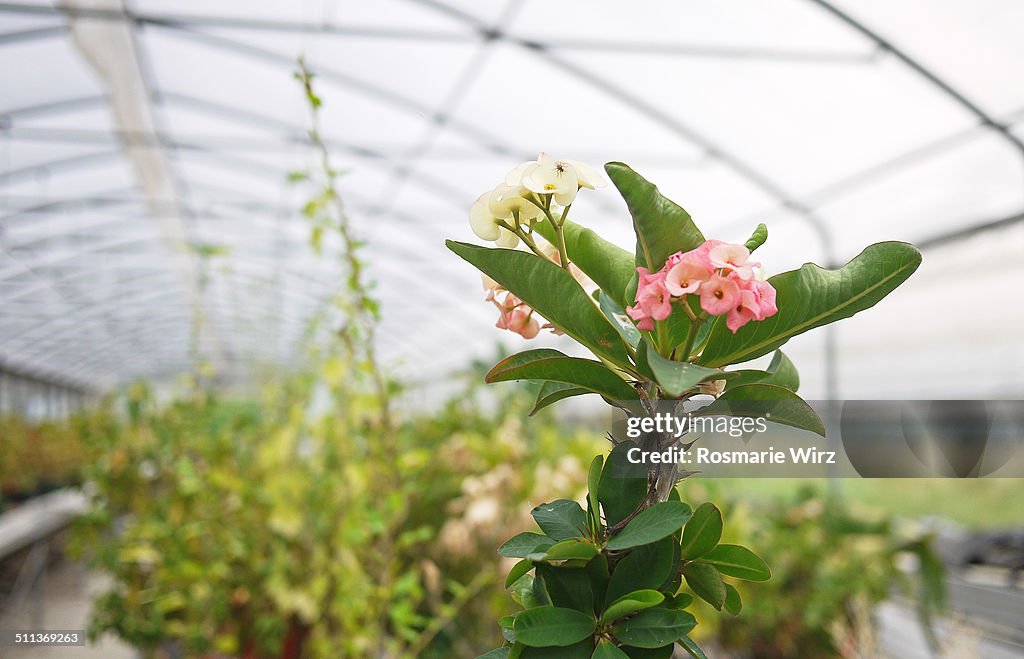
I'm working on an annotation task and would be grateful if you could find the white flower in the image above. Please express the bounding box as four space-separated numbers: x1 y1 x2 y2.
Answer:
469 188 520 248
471 189 520 248
505 153 605 205
522 152 579 205
564 159 605 190
488 184 543 222
504 161 535 187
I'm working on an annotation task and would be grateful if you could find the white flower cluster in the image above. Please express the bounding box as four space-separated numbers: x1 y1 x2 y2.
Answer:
469 153 604 247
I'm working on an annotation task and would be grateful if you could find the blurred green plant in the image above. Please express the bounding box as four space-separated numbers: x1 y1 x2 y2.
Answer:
689 483 945 658
71 372 601 657
65 57 607 658
0 412 98 505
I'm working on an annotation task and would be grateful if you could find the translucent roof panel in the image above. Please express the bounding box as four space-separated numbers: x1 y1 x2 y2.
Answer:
1 0 1022 399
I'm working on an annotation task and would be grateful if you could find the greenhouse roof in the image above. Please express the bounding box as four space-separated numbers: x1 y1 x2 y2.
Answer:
1 0 1022 398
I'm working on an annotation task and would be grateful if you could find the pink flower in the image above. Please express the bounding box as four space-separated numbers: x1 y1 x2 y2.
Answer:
665 255 713 296
501 306 540 339
685 239 723 270
724 278 778 332
709 243 760 281
484 283 544 340
726 289 759 332
627 267 672 331
699 274 740 316
747 278 778 319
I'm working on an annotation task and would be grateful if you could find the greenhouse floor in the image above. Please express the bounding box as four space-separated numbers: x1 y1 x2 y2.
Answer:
0 559 132 658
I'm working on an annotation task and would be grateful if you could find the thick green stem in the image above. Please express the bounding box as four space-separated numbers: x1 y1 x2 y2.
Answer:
678 316 704 363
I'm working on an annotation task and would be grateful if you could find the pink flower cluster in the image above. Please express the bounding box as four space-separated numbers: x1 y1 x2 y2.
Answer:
626 240 778 333
487 284 540 339
484 247 582 340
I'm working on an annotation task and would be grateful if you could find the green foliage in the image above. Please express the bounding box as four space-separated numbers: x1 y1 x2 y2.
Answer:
700 485 946 658
445 160 921 655
487 349 637 401
482 449 765 655
535 217 635 309
604 162 705 271
446 241 630 366
0 412 99 505
743 223 768 253
696 384 826 436
699 241 922 367
71 374 601 658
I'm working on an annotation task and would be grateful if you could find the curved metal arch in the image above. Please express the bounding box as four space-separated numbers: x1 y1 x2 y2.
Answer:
0 25 65 47
0 187 139 221
0 149 125 186
160 92 477 214
0 94 108 121
6 295 298 371
808 0 1024 158
0 261 337 347
0 1 877 63
401 0 840 257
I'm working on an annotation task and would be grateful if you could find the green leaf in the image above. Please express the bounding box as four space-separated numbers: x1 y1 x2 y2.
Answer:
598 442 648 528
532 500 588 541
530 381 590 416
724 583 742 615
607 502 692 551
507 559 534 589
447 240 629 364
477 648 511 659
536 217 635 308
598 291 642 349
587 455 603 523
611 608 696 648
522 641 593 658
700 544 771 581
500 532 553 558
593 639 630 659
743 223 768 253
605 162 705 270
604 538 675 606
723 350 800 392
586 554 611 615
536 564 594 613
513 606 596 647
697 384 825 436
645 343 723 397
600 590 665 624
621 646 674 659
487 349 637 402
542 539 600 562
663 592 694 609
682 562 726 610
680 503 722 560
700 241 922 367
679 636 709 659
511 574 545 609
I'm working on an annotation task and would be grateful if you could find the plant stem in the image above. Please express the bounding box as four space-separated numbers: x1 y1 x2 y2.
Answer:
678 316 704 363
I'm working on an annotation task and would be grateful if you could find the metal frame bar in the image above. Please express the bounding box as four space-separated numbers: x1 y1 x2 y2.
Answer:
0 0 1020 391
0 1 872 63
0 24 65 47
808 0 1024 158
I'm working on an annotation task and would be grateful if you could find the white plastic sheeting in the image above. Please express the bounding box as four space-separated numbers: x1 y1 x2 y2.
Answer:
0 0 1022 397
